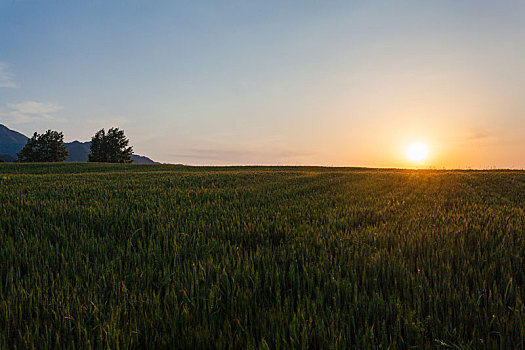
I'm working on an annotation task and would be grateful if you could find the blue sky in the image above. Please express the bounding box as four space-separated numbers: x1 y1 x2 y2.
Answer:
1 0 524 167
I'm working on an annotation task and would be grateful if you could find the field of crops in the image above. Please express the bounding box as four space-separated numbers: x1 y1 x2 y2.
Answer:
0 163 524 349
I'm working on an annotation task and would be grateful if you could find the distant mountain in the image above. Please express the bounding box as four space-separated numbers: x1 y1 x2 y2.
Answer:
0 124 158 164
0 124 28 157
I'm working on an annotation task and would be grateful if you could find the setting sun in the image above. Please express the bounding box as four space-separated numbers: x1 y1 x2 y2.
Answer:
406 142 429 162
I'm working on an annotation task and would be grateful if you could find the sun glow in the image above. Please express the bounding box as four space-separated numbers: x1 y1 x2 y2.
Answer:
405 142 429 162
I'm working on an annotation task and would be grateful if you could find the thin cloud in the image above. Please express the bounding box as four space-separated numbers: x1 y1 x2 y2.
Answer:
0 62 17 88
171 147 308 164
466 131 490 141
0 101 64 124
7 101 63 115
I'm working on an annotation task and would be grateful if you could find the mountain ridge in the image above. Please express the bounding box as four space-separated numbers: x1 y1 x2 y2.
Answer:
0 124 158 164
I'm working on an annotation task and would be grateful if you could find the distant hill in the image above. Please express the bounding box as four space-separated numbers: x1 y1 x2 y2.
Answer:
65 141 91 162
128 154 159 164
66 141 158 164
0 124 158 164
0 154 17 162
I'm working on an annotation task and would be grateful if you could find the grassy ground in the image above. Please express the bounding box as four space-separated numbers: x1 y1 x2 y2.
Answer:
0 163 524 349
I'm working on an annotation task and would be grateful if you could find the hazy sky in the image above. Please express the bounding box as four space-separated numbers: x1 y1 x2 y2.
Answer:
1 0 524 168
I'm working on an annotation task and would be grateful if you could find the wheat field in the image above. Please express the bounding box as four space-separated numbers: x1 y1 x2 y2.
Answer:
1 163 524 348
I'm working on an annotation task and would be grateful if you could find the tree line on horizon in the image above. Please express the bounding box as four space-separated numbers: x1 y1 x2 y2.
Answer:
14 127 133 163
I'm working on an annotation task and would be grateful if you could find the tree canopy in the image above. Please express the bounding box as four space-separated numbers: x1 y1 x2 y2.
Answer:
88 128 133 163
17 130 69 162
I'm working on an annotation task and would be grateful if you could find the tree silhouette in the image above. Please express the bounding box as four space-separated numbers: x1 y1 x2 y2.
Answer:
88 128 133 163
17 130 69 162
